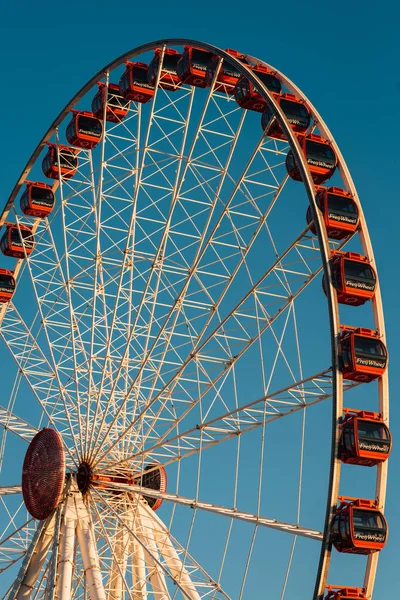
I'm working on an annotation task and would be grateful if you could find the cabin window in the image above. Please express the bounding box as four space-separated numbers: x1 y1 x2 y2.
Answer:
77 115 102 137
108 88 129 109
352 510 386 542
31 187 54 208
10 228 33 249
20 190 29 211
132 67 149 84
327 194 357 218
286 152 297 173
280 99 309 127
178 52 190 75
162 53 180 74
191 49 213 71
343 427 355 452
341 338 352 369
57 151 77 170
220 58 242 80
358 422 389 441
235 79 248 101
66 122 75 140
120 71 130 92
339 516 347 538
43 154 51 172
330 262 342 288
256 71 281 94
0 275 14 291
305 141 336 169
343 260 375 288
92 92 101 113
354 337 385 357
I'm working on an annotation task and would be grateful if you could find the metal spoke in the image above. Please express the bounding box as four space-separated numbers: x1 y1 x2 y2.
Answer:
0 39 387 600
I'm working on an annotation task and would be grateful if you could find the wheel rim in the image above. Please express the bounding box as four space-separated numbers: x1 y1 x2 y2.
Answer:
0 40 388 600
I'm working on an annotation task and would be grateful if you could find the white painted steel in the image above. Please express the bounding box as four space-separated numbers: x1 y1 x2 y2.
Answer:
0 407 38 444
0 486 22 496
9 515 55 600
136 507 170 600
131 534 147 600
106 514 132 600
100 480 323 541
0 38 387 600
247 54 388 599
75 496 107 600
57 515 75 600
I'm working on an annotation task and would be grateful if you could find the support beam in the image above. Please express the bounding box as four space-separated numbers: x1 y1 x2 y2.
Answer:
136 509 170 600
6 514 55 600
57 507 76 600
0 486 22 496
0 406 38 444
98 483 322 541
138 503 200 600
107 514 133 600
74 488 106 600
131 533 147 600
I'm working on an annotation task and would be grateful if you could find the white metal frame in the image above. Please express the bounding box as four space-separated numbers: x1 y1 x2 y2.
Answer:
0 39 387 600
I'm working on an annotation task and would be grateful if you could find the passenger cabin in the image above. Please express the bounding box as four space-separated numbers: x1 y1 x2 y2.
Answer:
323 252 376 306
119 62 155 103
286 134 337 184
42 144 78 180
261 93 311 140
307 186 359 240
66 111 103 149
91 82 130 122
0 224 34 259
148 48 182 91
135 463 167 511
0 269 16 303
340 409 391 466
331 498 387 554
20 181 55 218
234 65 281 112
340 326 387 383
206 48 249 93
176 46 215 88
324 586 367 600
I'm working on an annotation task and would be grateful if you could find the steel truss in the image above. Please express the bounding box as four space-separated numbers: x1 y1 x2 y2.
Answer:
0 39 387 600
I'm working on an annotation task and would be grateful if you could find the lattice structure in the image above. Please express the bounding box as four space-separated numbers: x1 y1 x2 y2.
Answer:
0 40 388 600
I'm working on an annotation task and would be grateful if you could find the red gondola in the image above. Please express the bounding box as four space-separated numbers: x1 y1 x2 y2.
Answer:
331 497 387 554
79 462 166 510
20 181 55 218
306 186 359 240
119 62 155 103
234 65 281 112
261 93 311 140
66 110 103 149
91 82 130 122
323 252 376 306
0 269 16 303
133 464 167 511
148 48 182 91
340 409 391 466
0 224 34 259
42 143 78 180
176 46 215 88
340 326 387 383
286 133 337 185
325 586 367 600
205 48 249 93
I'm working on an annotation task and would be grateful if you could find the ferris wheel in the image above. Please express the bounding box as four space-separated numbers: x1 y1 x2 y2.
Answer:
0 39 391 600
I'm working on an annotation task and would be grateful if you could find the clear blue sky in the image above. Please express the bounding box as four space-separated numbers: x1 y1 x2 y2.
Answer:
0 0 399 597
